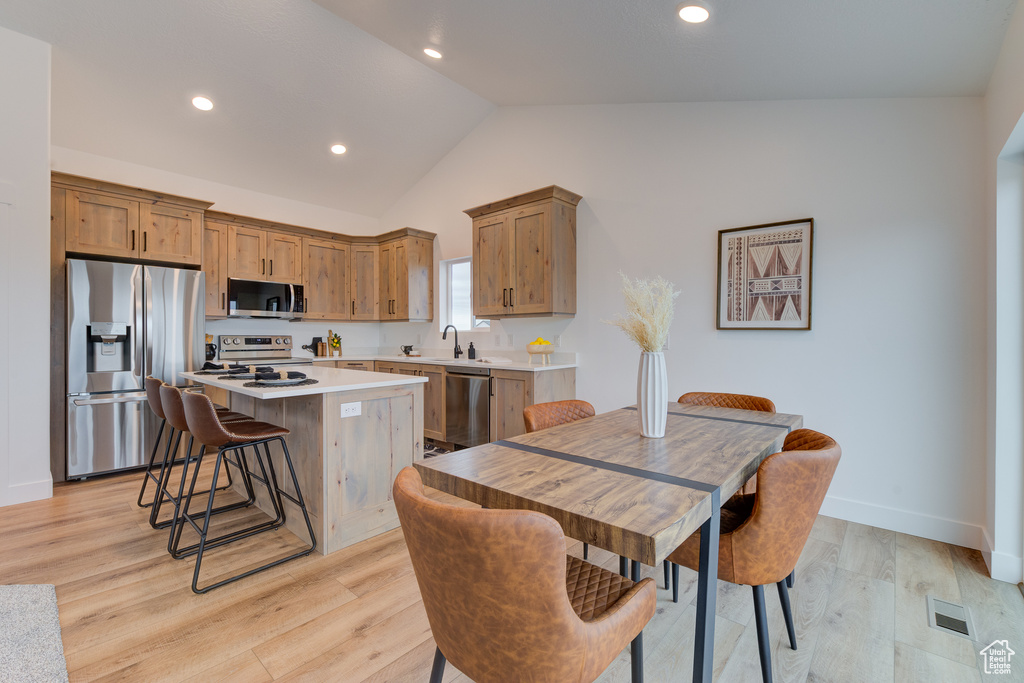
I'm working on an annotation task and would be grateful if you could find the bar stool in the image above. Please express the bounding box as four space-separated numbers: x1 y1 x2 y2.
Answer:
153 383 256 538
176 389 316 593
137 376 173 511
139 376 248 526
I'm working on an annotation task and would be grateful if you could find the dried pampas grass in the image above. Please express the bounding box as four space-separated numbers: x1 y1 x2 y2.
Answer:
604 272 681 352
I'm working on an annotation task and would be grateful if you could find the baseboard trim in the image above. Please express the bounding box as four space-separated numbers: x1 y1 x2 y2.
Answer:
819 494 985 550
0 477 53 508
982 528 1024 584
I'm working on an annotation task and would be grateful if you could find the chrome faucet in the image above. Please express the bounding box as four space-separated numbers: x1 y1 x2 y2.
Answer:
442 325 462 358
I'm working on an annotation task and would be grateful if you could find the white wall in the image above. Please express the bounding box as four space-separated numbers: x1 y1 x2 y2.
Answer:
983 2 1024 583
381 98 989 550
0 26 51 506
51 146 380 236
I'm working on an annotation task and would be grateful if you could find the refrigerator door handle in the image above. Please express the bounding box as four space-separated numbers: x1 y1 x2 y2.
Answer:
133 266 144 380
73 394 148 406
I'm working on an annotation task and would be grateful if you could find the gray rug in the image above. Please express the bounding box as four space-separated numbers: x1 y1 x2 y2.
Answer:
0 585 69 682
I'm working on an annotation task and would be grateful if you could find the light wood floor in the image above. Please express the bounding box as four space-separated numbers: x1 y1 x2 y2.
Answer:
2 470 1021 682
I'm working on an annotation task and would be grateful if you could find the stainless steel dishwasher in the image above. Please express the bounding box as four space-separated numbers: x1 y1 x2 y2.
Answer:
445 365 491 448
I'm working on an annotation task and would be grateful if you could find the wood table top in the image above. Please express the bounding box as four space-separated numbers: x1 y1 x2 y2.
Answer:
415 404 803 566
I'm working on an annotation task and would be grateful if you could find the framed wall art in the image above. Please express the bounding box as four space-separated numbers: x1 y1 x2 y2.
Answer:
716 218 813 330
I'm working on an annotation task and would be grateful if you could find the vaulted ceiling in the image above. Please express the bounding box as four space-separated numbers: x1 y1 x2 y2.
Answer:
0 0 1015 217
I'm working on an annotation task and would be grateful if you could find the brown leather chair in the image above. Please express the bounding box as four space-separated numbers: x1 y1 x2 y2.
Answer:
523 399 596 433
523 400 597 560
677 391 776 413
667 429 841 683
394 466 657 683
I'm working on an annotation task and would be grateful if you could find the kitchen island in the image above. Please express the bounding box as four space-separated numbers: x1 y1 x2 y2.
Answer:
182 365 427 554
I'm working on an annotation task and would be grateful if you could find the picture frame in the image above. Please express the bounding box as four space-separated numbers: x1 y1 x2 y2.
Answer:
716 218 813 330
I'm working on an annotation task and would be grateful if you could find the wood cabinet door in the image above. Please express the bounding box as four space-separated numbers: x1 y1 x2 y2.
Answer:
267 232 303 283
405 237 433 322
140 203 203 265
66 191 139 258
490 370 534 441
393 240 409 319
509 203 551 315
303 238 350 320
473 213 510 317
228 225 265 280
379 242 395 319
350 244 379 321
203 221 229 316
420 364 445 441
374 361 397 373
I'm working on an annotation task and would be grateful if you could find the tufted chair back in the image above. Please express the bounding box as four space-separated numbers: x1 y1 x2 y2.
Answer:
393 466 655 683
726 428 840 585
524 400 596 433
678 392 776 413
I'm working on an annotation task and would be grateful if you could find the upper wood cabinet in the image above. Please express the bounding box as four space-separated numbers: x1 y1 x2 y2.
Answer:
266 232 303 284
303 238 350 321
227 225 303 284
203 220 229 317
140 203 203 265
466 186 581 319
378 231 434 322
350 243 379 321
59 175 210 265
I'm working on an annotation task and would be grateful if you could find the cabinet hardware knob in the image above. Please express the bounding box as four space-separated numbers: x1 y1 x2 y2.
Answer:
503 288 508 307
510 288 514 307
351 300 355 315
143 232 147 252
221 292 225 309
262 258 265 274
131 230 135 250
269 259 273 276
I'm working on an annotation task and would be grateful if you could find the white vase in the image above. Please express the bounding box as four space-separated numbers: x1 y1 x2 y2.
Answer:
636 351 668 438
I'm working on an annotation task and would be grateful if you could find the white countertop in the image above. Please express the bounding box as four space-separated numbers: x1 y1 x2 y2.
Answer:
299 355 577 372
182 365 426 400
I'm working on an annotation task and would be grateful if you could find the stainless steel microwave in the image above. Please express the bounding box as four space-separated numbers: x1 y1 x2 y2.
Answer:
227 278 305 319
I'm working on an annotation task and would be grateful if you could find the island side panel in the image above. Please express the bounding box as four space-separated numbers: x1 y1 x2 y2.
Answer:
222 392 326 552
323 383 424 553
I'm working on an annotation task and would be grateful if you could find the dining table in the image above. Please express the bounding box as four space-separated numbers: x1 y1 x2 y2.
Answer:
414 401 803 683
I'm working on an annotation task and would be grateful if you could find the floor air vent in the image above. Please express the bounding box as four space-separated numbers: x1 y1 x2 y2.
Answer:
927 595 974 640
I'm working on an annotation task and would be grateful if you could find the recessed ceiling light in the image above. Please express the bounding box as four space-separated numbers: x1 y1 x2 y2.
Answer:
423 48 443 59
330 144 347 155
191 96 213 111
678 5 710 23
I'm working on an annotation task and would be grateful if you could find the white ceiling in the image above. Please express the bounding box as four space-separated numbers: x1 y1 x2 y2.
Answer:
0 0 1016 218
321 0 1018 104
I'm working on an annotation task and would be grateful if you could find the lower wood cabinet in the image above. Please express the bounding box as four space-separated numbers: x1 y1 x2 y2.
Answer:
338 360 371 371
490 368 576 442
374 361 444 440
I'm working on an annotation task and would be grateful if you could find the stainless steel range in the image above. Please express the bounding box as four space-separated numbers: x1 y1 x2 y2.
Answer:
218 335 294 362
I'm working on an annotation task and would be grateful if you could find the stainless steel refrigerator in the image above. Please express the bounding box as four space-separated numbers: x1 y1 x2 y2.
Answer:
66 259 205 478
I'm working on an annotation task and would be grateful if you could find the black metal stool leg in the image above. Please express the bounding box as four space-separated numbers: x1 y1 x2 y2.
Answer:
429 647 446 683
620 555 628 577
672 562 680 603
149 428 183 528
664 560 670 589
583 542 588 560
786 570 795 589
189 437 317 593
137 420 167 508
